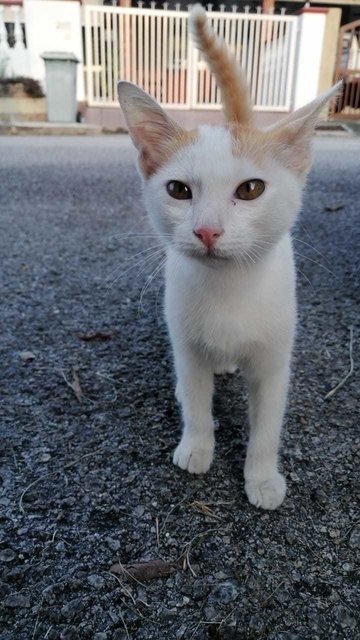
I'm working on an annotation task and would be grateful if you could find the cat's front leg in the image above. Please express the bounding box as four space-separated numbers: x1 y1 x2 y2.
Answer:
172 344 215 474
244 346 292 510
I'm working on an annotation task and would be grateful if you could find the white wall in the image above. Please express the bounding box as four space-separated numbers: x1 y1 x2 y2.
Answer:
23 0 84 101
292 10 327 110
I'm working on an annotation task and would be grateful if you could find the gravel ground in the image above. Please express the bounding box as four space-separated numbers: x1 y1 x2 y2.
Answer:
0 135 359 640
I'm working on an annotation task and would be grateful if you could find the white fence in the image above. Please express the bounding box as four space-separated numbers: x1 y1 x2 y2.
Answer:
0 5 29 77
84 6 298 112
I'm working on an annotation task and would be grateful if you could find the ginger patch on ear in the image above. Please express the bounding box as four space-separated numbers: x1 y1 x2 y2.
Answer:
139 129 198 179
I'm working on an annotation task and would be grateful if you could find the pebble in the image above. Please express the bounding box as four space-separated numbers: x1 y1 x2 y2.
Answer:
3 593 30 608
93 634 108 640
105 536 120 551
0 549 16 562
87 574 105 589
349 526 360 549
211 581 239 604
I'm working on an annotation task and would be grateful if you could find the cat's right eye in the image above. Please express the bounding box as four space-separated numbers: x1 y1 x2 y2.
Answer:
166 181 192 200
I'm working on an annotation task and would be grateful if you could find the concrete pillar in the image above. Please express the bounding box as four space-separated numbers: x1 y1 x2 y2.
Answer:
292 8 328 110
317 8 342 94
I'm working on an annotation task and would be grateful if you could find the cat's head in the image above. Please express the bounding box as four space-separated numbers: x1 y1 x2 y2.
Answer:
118 6 340 266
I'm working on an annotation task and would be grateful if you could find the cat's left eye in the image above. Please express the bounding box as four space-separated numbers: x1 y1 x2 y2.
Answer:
166 181 192 200
235 179 265 200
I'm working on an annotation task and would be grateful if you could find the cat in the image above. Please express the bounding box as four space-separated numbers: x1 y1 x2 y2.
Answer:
117 5 341 510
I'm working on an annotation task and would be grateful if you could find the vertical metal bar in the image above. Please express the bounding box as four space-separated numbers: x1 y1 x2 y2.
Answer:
168 16 174 104
256 19 266 106
124 13 131 82
251 17 261 104
156 15 162 102
273 19 284 107
284 19 297 110
144 14 149 93
131 14 137 84
93 10 100 101
162 13 168 103
100 11 107 100
138 11 143 89
106 10 113 102
150 10 155 97
179 17 186 104
174 15 180 103
113 12 119 98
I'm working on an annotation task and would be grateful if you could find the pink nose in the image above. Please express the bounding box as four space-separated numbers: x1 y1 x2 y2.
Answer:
193 226 223 249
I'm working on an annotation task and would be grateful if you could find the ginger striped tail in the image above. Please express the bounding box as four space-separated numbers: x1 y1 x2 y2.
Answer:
189 5 253 125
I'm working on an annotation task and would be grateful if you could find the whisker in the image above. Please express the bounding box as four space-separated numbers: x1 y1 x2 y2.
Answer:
106 248 165 289
138 256 167 314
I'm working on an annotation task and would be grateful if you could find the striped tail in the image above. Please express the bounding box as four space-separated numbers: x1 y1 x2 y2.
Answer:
189 5 253 125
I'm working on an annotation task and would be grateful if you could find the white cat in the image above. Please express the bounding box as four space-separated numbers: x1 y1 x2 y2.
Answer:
118 5 341 509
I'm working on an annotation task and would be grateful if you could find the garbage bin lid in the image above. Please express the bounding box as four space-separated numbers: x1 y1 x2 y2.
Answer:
41 51 79 63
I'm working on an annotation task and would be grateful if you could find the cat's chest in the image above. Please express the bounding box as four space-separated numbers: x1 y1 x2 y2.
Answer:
187 287 261 354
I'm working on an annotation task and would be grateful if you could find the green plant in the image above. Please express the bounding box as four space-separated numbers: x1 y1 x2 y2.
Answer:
0 76 45 98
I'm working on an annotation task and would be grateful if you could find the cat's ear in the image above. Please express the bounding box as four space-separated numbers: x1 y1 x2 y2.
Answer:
118 81 184 178
268 81 342 177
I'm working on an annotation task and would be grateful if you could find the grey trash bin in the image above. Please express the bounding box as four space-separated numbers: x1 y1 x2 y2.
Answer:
41 52 79 123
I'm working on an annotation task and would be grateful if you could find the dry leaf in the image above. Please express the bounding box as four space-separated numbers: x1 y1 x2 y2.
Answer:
77 330 116 342
110 558 176 582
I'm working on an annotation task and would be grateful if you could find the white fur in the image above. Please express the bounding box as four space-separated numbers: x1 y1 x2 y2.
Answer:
143 125 299 509
118 57 340 511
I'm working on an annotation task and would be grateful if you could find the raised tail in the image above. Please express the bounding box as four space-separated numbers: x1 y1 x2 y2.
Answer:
189 4 253 125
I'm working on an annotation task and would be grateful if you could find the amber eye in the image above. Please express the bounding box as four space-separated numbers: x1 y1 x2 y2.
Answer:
166 181 192 200
235 179 265 200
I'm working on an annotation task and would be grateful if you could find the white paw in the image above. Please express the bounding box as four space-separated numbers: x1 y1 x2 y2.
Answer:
214 364 237 375
173 436 214 474
245 473 286 510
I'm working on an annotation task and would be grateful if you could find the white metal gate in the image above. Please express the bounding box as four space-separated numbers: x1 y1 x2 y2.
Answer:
84 6 298 112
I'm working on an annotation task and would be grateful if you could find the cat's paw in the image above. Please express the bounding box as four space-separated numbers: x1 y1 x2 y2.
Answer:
173 436 214 474
245 473 286 510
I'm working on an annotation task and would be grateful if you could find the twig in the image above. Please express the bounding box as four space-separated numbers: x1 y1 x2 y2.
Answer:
19 448 104 514
181 528 219 578
260 579 285 607
325 326 354 399
155 516 160 548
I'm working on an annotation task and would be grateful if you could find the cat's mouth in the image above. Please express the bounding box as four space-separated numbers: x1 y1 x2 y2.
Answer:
181 246 231 263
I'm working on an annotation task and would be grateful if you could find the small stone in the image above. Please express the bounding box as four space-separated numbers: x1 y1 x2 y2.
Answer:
87 574 105 589
349 526 360 549
0 549 16 562
19 350 36 363
285 532 296 545
0 580 11 597
133 505 145 517
105 537 120 551
39 453 51 462
4 593 30 608
42 586 56 604
329 528 340 539
0 497 10 506
211 581 238 604
335 605 357 629
192 578 209 600
342 562 353 573
56 542 66 552
94 634 108 640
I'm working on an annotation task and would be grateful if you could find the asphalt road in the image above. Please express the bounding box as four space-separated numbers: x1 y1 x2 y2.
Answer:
0 134 359 640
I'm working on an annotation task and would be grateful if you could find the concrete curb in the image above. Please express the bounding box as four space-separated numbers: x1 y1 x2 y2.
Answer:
0 122 127 135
